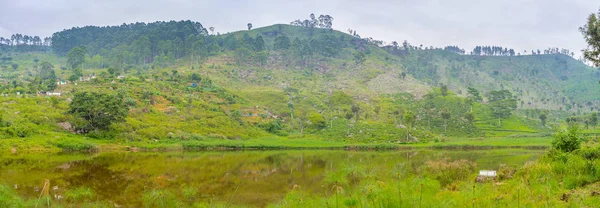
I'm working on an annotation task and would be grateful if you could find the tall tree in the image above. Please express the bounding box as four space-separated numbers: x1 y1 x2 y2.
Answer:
440 84 449 97
247 23 253 30
539 113 548 127
487 90 517 125
590 112 598 139
67 46 85 69
580 8 600 66
254 35 265 51
39 62 57 91
441 109 451 133
403 111 416 141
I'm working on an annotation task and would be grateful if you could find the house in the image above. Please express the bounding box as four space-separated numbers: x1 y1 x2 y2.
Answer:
117 75 126 79
57 80 67 85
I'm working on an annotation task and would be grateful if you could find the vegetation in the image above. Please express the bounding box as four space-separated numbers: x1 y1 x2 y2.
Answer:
1 7 600 207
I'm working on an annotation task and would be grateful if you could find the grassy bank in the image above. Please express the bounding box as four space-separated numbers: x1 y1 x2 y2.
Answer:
1 135 552 153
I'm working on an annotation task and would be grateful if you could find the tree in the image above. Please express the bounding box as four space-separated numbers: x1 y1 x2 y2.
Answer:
441 110 451 133
288 102 295 119
403 111 416 141
590 112 598 139
487 90 517 125
11 63 18 70
67 46 85 69
345 111 354 135
68 92 128 134
353 51 366 65
274 35 291 50
247 23 253 30
351 104 360 122
464 112 475 124
190 73 201 82
467 87 482 103
254 35 265 51
400 72 406 80
39 62 57 91
580 9 600 66
539 113 548 127
440 84 448 97
68 74 80 82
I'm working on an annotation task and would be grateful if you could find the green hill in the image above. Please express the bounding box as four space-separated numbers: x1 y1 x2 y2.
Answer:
0 22 594 150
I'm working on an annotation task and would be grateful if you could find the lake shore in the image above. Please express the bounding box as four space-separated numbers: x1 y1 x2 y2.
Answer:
1 136 552 154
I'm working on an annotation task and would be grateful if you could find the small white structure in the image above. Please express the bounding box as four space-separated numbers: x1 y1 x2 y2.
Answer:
479 170 497 177
117 75 126 79
47 92 61 96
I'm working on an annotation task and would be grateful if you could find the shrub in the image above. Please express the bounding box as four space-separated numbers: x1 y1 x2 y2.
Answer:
421 159 476 186
53 139 98 152
258 119 283 133
552 125 582 152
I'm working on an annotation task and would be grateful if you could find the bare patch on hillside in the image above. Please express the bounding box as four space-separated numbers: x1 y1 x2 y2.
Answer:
366 73 431 98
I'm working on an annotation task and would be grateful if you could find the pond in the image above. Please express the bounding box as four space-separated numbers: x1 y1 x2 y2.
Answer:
0 149 544 207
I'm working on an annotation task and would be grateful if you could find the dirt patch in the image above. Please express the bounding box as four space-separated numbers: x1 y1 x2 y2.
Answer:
366 73 431 98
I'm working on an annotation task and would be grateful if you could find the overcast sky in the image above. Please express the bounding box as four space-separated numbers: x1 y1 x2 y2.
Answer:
0 0 598 57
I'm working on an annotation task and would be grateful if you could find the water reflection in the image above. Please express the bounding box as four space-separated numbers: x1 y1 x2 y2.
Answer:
0 149 543 207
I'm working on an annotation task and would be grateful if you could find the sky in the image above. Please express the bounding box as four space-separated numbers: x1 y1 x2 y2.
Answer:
0 0 598 57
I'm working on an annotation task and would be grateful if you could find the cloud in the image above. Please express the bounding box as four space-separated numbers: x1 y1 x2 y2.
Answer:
0 0 597 57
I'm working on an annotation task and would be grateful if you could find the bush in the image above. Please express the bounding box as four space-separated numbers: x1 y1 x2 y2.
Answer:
421 159 476 186
575 146 600 160
552 125 583 152
53 139 98 152
258 119 283 133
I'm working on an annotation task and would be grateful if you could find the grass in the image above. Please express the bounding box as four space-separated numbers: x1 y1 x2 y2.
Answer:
0 135 553 154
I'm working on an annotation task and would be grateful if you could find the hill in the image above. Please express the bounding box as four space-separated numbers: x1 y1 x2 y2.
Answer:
0 21 595 150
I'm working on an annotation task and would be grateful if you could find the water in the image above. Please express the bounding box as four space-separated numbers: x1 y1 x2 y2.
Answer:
0 149 544 207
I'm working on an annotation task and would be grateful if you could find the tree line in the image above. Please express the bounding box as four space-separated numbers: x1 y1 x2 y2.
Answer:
290 13 334 29
0 34 52 52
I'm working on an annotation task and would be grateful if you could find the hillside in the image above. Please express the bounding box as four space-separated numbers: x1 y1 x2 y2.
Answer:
0 22 596 149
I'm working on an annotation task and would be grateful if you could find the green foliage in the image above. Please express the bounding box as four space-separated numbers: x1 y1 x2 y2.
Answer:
552 125 583 152
580 8 600 66
467 87 482 102
539 113 548 126
487 90 517 123
258 119 283 134
421 159 477 186
440 84 448 96
353 51 366 65
67 46 86 69
0 184 24 207
54 139 98 152
68 92 129 134
273 35 291 50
